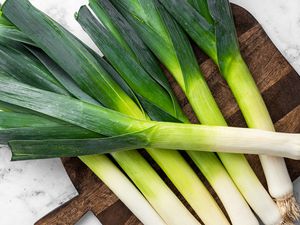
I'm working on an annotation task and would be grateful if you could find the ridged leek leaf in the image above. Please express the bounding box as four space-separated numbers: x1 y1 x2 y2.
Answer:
0 11 34 45
76 5 186 122
187 0 214 24
0 11 139 108
0 111 100 145
0 42 68 95
25 46 100 105
0 10 11 26
110 0 208 98
0 126 100 145
0 75 149 136
2 0 141 116
88 0 184 120
0 12 148 112
0 112 64 128
206 0 240 76
158 0 240 74
158 0 217 62
9 131 149 160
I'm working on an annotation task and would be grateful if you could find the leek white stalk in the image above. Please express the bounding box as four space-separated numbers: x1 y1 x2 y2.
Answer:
80 155 167 225
225 56 300 222
147 123 300 158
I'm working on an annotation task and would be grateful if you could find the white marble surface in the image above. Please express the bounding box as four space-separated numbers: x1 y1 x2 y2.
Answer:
0 146 77 225
0 0 300 224
76 212 103 225
231 0 300 75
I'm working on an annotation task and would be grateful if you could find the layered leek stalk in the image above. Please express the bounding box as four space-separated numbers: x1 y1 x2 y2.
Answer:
158 0 300 222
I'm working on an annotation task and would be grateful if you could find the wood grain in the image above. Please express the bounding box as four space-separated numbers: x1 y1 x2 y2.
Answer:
36 4 300 225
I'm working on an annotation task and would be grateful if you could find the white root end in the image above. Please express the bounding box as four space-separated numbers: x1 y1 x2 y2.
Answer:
277 194 300 224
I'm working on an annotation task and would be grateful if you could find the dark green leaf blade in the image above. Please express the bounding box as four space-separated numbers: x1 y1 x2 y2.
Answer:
89 0 180 107
0 41 68 95
9 131 149 160
0 112 62 128
0 111 101 144
0 11 35 45
76 6 184 121
110 0 207 95
158 0 217 62
207 0 240 74
25 46 100 105
187 0 214 24
0 75 148 136
137 96 180 122
2 0 138 114
0 125 100 145
0 110 101 145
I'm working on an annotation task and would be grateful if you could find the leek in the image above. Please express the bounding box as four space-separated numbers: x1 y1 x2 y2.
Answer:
76 1 257 224
108 0 282 224
1 1 228 224
0 76 297 160
159 0 299 222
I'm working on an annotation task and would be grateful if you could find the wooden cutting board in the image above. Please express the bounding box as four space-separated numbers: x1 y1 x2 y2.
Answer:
36 4 300 225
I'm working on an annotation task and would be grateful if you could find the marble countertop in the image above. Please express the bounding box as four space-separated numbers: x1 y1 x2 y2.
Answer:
0 0 299 224
232 0 300 75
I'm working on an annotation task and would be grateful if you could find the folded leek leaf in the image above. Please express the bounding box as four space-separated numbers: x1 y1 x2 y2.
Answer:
2 0 140 116
158 0 217 62
187 0 213 24
0 42 68 95
0 126 100 145
9 131 149 160
0 11 34 45
76 5 186 122
206 0 240 75
0 111 100 144
0 112 63 128
25 46 100 105
0 75 145 136
88 0 183 119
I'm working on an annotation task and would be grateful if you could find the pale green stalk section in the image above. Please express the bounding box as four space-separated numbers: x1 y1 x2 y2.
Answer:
225 55 292 199
185 68 281 225
181 75 260 225
115 96 228 225
80 155 167 225
89 86 200 225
